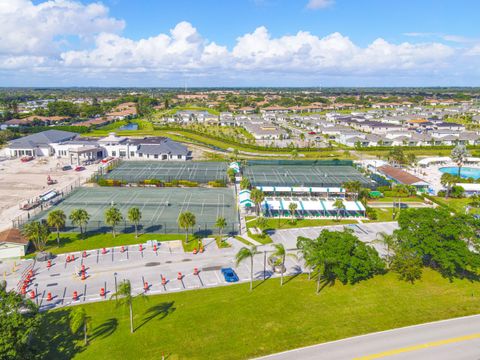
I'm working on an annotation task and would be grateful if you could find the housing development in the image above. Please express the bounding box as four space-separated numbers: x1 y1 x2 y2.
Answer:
2 1 480 359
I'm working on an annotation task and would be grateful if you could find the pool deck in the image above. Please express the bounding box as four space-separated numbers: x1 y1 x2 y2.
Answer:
418 162 480 194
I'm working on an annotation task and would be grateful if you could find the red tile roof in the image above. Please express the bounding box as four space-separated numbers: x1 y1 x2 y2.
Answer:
0 228 29 245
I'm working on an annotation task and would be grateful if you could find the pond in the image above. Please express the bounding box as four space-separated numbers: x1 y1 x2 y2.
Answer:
118 123 138 131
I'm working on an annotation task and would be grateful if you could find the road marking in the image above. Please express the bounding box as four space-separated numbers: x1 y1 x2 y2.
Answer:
355 333 480 359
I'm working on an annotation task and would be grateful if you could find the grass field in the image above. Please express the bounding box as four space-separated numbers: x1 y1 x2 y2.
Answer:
246 216 357 230
368 196 423 203
25 233 184 258
432 196 480 215
40 269 480 360
368 208 397 222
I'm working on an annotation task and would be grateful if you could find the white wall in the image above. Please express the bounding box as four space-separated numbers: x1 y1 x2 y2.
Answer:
0 243 26 259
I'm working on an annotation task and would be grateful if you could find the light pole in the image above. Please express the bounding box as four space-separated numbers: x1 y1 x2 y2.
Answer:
114 272 118 299
34 283 38 306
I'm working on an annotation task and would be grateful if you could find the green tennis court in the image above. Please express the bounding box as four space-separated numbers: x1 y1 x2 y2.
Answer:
34 187 239 235
103 161 228 183
244 160 373 188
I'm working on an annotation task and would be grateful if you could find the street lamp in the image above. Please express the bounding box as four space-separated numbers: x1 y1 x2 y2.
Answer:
34 283 38 306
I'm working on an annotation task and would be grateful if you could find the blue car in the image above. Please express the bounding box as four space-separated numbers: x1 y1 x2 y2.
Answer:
221 268 239 282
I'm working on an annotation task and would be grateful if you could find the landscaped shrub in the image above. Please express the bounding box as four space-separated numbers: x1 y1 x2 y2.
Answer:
208 180 227 187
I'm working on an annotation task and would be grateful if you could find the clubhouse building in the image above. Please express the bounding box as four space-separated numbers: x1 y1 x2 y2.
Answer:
5 130 190 164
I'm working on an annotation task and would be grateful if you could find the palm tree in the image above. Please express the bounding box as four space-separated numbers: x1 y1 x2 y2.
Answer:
440 173 455 198
178 211 196 243
255 216 268 238
227 168 236 183
69 209 90 239
373 232 397 269
297 237 336 294
240 177 251 190
333 198 346 220
288 202 298 223
342 181 362 200
291 149 299 159
47 209 66 246
215 216 227 237
269 243 295 286
22 221 50 251
111 280 136 333
451 145 470 177
236 246 259 291
105 206 123 238
250 188 265 216
127 207 142 238
232 148 239 160
69 307 91 345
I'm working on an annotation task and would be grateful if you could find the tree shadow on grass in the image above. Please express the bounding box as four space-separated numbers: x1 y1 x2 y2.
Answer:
90 318 118 341
34 309 84 360
135 301 176 332
283 266 303 285
318 274 336 293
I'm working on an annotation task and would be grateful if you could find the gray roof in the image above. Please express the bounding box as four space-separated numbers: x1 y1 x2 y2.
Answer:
8 130 77 149
136 138 189 156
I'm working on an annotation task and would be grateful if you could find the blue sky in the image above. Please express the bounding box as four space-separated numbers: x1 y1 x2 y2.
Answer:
102 0 479 47
2 0 480 86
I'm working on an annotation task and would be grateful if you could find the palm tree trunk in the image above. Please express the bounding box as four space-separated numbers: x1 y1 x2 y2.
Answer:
112 226 116 238
280 257 284 286
250 256 253 291
316 271 321 294
56 228 60 246
134 223 138 238
185 228 189 243
129 301 134 333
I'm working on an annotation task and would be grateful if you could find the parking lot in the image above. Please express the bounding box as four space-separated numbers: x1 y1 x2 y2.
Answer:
6 238 304 311
0 156 98 232
269 221 399 256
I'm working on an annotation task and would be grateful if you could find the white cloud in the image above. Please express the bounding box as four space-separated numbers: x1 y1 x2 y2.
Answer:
0 0 124 56
306 0 335 10
0 1 479 85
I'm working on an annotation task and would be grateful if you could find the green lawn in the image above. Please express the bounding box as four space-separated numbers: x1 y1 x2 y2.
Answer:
368 196 423 203
40 269 480 360
366 207 398 222
25 233 184 258
246 230 273 244
234 235 255 246
432 197 479 214
246 216 357 230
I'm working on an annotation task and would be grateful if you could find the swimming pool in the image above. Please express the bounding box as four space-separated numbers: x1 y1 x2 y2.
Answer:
439 167 480 179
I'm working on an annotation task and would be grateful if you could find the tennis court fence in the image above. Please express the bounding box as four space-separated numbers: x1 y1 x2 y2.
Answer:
14 218 240 235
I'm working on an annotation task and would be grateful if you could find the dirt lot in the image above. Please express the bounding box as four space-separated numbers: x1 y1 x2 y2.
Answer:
0 157 98 231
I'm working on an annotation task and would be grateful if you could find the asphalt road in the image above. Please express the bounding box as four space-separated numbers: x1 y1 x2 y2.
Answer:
256 314 480 360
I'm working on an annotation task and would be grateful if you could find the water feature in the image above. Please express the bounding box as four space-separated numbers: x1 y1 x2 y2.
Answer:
118 123 138 131
439 167 480 179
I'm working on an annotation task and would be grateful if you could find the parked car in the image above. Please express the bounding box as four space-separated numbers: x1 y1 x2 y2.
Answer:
308 131 316 135
62 165 72 171
20 156 34 162
74 166 85 172
221 268 239 282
